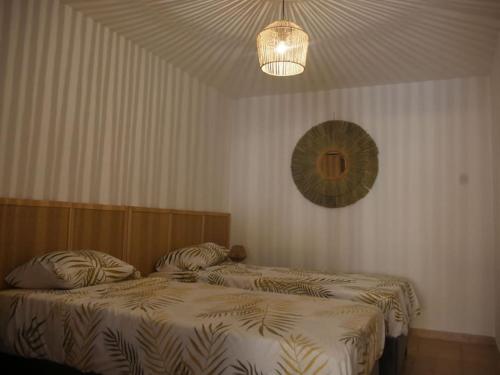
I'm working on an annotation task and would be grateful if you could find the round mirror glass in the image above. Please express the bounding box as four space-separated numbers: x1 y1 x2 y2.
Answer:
317 150 347 180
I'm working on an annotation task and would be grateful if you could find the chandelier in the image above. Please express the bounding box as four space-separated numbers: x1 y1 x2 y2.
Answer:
256 0 309 77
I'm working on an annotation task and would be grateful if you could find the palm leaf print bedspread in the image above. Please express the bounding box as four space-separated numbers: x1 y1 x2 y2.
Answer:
155 263 420 338
0 277 384 375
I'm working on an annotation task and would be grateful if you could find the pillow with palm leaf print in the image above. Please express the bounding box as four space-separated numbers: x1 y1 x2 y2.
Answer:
5 250 140 289
155 242 229 272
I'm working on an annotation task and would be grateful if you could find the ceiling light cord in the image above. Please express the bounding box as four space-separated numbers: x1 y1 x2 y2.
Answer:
282 0 285 20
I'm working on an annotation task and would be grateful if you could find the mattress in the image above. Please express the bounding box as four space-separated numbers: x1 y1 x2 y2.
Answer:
0 277 384 375
152 262 420 338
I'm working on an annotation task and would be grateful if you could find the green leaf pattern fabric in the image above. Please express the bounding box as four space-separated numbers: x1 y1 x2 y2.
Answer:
0 277 384 375
153 262 420 338
5 250 140 289
155 243 229 272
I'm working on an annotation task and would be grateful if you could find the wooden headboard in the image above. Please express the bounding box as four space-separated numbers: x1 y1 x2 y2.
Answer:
0 198 230 288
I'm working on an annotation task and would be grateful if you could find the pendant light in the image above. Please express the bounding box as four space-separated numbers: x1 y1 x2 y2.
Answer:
256 0 309 77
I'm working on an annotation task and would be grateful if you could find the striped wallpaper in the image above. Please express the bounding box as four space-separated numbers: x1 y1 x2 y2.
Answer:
59 0 500 98
0 0 231 212
228 77 496 337
491 33 500 347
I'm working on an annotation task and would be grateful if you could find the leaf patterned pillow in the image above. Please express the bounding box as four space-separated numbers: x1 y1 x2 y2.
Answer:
155 242 229 272
5 250 140 289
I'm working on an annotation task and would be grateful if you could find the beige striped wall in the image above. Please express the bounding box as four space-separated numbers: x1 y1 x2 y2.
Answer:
0 0 231 212
491 33 500 349
229 77 496 337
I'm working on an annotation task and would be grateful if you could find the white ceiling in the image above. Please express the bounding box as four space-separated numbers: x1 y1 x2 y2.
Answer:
62 0 500 98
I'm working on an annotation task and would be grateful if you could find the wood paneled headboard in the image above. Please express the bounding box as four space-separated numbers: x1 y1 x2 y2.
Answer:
0 198 230 288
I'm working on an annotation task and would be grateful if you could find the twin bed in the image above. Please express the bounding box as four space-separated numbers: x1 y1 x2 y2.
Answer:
0 277 384 375
152 257 420 375
0 198 420 375
154 262 420 337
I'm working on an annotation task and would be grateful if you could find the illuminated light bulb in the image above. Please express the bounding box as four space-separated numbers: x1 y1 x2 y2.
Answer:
275 41 289 54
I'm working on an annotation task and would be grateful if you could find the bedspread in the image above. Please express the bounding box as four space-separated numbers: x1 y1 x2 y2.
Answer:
0 277 384 375
153 262 420 338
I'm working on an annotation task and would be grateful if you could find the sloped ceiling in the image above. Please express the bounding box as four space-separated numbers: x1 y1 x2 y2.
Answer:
62 0 500 98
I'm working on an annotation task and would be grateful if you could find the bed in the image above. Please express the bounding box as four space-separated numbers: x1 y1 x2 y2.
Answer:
0 198 386 375
171 262 421 337
152 261 420 375
0 277 384 375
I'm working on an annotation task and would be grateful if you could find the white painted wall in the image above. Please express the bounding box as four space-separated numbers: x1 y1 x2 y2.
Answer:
228 77 496 337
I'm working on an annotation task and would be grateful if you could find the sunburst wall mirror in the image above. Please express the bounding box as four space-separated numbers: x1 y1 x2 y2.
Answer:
291 120 379 208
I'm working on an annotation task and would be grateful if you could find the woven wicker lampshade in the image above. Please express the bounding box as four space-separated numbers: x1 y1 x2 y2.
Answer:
256 19 309 77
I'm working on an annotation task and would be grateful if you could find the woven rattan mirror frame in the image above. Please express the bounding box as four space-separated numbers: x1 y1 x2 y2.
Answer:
291 120 378 208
